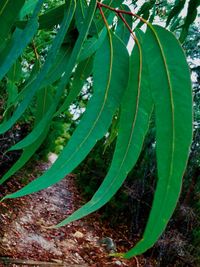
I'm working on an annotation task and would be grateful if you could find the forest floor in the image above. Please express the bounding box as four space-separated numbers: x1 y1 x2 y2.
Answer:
0 157 153 267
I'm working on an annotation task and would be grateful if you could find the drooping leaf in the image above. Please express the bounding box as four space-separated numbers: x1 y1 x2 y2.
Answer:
3 60 40 121
55 55 94 116
0 1 194 260
0 0 25 52
0 129 49 184
170 16 182 32
78 9 118 63
42 45 72 88
0 0 76 134
137 1 155 17
53 35 153 228
0 86 53 183
16 3 66 30
14 60 41 104
136 0 155 28
3 30 129 199
103 111 119 153
179 0 199 43
75 0 88 31
38 4 65 29
5 61 22 109
5 81 18 111
6 60 22 83
19 0 38 18
123 25 193 258
166 0 186 27
34 86 54 127
4 0 97 151
75 0 99 36
92 0 123 34
115 4 132 45
16 44 71 104
0 0 44 81
78 25 108 62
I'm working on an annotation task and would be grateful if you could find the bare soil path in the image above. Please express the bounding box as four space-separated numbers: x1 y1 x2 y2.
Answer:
0 159 144 267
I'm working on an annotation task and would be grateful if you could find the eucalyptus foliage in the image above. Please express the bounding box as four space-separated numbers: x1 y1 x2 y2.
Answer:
0 0 195 258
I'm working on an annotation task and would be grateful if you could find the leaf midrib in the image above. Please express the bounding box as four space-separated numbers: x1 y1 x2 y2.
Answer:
59 29 113 169
148 25 175 232
90 41 143 205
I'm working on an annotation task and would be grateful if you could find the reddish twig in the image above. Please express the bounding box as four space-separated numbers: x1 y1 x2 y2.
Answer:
97 1 147 24
117 12 137 42
31 40 39 60
97 2 110 29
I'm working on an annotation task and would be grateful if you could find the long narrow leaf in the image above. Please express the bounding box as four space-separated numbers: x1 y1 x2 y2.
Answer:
166 0 186 27
41 45 72 88
55 55 93 116
0 128 49 184
0 0 76 134
0 86 53 183
115 4 133 45
19 0 38 18
79 26 107 62
3 30 129 199
179 0 199 43
4 61 22 110
5 0 97 151
124 25 193 258
54 36 153 228
0 0 43 81
0 0 25 52
17 3 66 30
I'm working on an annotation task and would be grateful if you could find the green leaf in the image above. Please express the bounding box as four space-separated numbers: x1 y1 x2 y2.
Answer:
166 0 186 27
7 60 22 83
53 35 153 228
115 4 132 45
0 0 25 52
3 60 40 120
16 3 66 30
170 16 182 32
4 0 97 150
75 0 98 35
19 0 38 18
34 86 54 126
5 81 18 109
0 85 53 184
78 10 119 63
137 1 155 17
123 25 193 258
5 61 22 109
103 111 119 153
42 45 72 88
79 26 107 62
0 0 76 134
16 44 71 104
179 0 199 43
0 129 49 184
0 0 43 81
14 60 41 104
38 3 65 29
136 1 155 26
3 30 129 199
55 55 94 116
87 0 123 36
75 0 88 31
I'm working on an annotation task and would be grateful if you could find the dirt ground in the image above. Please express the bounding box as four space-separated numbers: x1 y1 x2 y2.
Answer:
0 159 148 267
